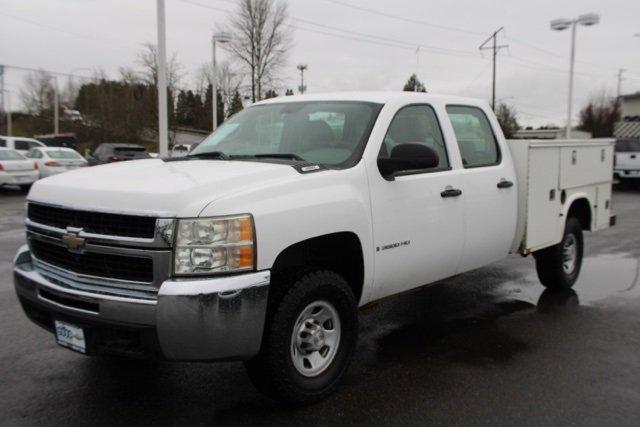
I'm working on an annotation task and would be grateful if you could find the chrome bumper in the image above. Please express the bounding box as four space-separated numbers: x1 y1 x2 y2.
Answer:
13 245 270 361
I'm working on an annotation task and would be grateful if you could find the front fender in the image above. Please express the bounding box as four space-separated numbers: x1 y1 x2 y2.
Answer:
198 163 376 305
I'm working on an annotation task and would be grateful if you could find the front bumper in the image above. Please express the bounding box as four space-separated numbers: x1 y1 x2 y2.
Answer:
614 169 640 179
13 245 270 361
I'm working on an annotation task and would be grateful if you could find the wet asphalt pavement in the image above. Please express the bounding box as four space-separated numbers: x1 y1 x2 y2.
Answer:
1 186 639 426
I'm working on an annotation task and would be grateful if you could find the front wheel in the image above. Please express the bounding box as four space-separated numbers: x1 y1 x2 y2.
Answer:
534 216 584 289
244 270 358 405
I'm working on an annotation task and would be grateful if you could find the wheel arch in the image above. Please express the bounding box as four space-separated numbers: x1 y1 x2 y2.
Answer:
564 194 593 231
269 231 365 305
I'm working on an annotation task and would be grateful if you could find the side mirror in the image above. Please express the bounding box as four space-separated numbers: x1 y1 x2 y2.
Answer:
377 143 440 179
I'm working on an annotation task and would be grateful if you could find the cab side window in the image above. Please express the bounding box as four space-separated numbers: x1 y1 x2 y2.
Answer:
0 138 6 147
379 105 450 171
446 105 500 168
14 140 30 151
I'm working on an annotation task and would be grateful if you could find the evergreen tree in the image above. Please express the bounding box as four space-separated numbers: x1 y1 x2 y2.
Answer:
264 89 278 99
228 90 244 117
285 89 294 96
402 74 427 92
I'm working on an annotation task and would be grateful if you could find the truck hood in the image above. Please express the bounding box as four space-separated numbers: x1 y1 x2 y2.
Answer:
27 158 300 217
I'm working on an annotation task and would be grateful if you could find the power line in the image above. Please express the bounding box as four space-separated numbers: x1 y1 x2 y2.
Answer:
180 0 482 59
0 12 137 52
0 64 95 79
317 0 488 37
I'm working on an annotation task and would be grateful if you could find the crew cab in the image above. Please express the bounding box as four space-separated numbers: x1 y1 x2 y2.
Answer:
12 92 615 405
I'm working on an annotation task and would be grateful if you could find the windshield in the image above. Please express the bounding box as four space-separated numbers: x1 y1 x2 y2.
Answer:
190 101 381 166
616 139 640 152
47 150 83 159
0 150 26 160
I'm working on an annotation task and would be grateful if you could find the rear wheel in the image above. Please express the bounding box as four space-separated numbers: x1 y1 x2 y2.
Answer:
534 217 583 289
244 270 358 405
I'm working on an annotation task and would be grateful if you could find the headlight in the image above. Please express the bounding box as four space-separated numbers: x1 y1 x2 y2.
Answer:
174 214 255 275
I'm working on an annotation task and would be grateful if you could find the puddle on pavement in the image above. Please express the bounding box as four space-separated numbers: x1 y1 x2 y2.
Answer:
357 252 640 370
495 253 640 307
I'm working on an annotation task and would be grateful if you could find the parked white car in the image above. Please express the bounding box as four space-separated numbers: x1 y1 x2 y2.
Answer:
0 136 46 155
13 92 615 404
614 139 640 185
0 148 39 189
25 147 88 178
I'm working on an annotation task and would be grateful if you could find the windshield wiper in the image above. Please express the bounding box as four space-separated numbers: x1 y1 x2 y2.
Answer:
250 153 306 161
187 151 230 160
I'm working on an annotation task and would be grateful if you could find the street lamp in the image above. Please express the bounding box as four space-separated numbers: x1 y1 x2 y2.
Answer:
212 31 232 131
550 13 600 139
297 64 307 94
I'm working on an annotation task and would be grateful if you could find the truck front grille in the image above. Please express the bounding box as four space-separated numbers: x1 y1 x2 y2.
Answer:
30 239 154 283
28 203 157 239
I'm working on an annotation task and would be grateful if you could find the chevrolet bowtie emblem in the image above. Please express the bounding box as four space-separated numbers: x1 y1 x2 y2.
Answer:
62 232 86 252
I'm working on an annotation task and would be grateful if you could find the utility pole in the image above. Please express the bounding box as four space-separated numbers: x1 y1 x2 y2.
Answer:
53 76 59 135
156 0 169 157
617 68 626 98
0 89 11 136
297 64 307 94
479 27 508 111
212 32 231 131
0 66 4 131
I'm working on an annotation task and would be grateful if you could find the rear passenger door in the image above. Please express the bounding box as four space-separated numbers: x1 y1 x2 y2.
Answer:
445 105 517 272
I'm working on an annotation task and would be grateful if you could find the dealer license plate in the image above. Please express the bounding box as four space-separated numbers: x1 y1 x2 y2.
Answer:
54 320 86 353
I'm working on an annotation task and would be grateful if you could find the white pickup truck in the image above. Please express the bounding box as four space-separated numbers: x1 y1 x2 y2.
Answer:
13 92 615 404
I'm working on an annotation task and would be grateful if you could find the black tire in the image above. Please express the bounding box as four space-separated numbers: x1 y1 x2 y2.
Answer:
244 270 358 405
534 216 583 289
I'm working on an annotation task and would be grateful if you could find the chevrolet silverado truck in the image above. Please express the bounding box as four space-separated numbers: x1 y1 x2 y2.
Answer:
13 92 615 404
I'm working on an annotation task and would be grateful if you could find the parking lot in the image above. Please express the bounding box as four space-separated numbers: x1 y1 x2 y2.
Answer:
1 186 639 425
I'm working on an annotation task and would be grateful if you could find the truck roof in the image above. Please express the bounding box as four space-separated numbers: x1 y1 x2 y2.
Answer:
254 91 486 106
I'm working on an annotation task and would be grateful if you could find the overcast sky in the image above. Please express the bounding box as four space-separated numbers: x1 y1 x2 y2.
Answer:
1 0 640 127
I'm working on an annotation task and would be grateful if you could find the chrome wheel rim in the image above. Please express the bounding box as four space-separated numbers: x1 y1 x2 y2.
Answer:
290 300 341 377
562 234 578 274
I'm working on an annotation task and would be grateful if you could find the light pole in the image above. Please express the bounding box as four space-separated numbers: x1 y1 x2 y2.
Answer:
297 64 307 94
156 0 169 157
212 31 232 131
550 13 600 139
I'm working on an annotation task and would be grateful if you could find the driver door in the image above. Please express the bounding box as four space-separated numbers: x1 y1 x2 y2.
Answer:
367 104 466 300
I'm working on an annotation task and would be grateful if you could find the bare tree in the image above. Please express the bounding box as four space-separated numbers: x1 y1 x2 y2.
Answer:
195 61 243 114
225 0 292 102
495 103 520 139
136 42 183 93
578 91 620 138
19 69 55 114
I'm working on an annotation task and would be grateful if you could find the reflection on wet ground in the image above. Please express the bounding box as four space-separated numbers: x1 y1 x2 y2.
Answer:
2 191 640 424
494 253 640 307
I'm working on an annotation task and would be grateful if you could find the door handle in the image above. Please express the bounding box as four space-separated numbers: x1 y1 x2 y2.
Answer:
497 180 514 189
441 188 462 198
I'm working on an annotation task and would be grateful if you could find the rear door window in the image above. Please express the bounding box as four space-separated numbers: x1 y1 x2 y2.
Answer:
446 105 501 168
14 140 31 150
